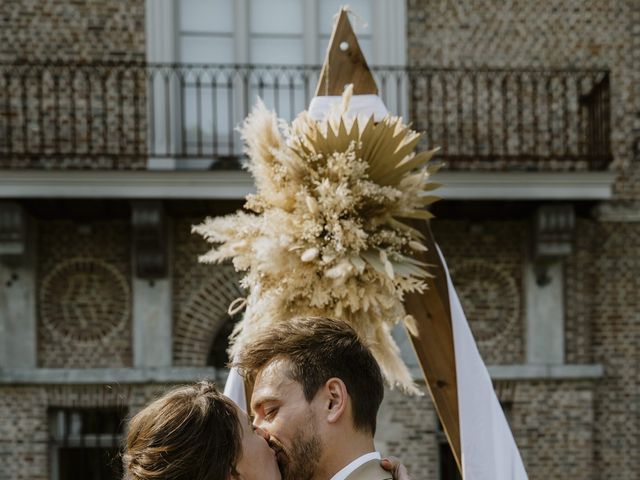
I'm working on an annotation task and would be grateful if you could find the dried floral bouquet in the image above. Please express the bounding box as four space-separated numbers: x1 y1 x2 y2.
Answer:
193 88 440 393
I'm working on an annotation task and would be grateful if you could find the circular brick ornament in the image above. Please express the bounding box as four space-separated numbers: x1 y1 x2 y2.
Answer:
449 260 519 343
40 258 130 344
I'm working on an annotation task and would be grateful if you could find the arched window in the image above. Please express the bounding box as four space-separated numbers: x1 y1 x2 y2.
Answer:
206 313 240 369
173 265 245 366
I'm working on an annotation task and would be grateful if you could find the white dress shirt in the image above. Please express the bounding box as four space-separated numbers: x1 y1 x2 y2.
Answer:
330 452 382 480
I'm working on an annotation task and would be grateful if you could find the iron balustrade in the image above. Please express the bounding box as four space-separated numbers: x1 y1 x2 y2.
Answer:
0 62 611 170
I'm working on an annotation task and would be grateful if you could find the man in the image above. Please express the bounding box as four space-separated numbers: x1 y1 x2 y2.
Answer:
234 316 395 480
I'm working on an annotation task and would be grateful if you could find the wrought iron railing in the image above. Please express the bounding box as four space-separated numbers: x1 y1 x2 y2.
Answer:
0 62 611 170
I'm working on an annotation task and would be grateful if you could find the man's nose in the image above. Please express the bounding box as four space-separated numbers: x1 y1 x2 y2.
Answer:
253 425 270 441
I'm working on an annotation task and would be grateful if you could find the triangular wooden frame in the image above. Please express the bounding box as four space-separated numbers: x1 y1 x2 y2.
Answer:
315 8 463 473
315 8 378 96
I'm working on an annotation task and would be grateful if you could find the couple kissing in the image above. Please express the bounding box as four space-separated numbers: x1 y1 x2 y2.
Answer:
122 316 411 480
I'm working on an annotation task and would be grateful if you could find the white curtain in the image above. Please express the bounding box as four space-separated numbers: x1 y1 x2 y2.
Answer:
438 246 528 479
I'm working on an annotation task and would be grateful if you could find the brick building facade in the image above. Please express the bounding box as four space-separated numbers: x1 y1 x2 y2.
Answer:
1 1 639 479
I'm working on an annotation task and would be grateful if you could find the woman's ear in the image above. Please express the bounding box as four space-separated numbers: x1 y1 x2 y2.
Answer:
324 377 348 424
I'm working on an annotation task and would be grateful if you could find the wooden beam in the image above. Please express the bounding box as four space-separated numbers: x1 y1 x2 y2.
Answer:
404 222 462 471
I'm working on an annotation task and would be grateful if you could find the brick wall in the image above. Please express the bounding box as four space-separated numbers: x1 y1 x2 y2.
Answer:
589 222 640 479
0 0 145 63
37 220 132 368
0 0 148 169
408 0 639 197
172 218 244 366
406 4 640 475
0 1 638 478
564 219 597 364
510 380 598 478
377 387 440 479
377 380 599 479
433 220 526 365
378 218 639 478
0 383 188 480
2 214 637 478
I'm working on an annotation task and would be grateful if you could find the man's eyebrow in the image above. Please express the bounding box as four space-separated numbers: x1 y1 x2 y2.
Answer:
251 395 279 412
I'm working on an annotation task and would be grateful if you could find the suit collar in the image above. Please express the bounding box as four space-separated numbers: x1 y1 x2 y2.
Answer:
330 452 389 480
343 458 393 480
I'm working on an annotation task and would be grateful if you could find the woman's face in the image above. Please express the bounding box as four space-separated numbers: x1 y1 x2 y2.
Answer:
233 404 282 480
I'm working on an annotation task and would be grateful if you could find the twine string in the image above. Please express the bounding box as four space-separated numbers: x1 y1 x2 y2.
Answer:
227 297 247 316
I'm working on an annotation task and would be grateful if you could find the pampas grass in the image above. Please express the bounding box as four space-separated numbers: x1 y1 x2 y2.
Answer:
193 88 440 394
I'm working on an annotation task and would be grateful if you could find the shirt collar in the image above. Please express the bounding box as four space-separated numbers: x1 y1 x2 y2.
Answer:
330 452 382 480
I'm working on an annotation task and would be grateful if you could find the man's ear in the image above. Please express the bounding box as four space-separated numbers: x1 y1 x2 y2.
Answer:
324 377 348 424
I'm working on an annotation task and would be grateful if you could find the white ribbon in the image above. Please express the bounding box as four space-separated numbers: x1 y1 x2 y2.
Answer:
308 94 389 122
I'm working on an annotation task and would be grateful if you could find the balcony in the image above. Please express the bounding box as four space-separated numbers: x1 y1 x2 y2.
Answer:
0 62 611 171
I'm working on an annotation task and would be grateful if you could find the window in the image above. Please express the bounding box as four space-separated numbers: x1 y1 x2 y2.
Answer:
436 420 462 480
176 0 376 66
146 0 406 169
49 407 127 480
207 314 240 369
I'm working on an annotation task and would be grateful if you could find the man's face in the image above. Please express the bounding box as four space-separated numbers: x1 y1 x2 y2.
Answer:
251 358 324 480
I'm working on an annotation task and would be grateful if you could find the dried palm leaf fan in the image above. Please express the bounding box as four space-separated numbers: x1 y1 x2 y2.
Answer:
194 10 459 463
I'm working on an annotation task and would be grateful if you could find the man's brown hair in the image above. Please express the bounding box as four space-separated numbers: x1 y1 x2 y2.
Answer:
235 316 384 435
122 381 241 480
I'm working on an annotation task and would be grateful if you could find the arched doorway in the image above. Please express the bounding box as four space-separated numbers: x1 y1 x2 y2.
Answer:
173 265 244 366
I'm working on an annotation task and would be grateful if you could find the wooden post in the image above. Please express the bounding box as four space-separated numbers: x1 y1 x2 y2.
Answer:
404 222 461 471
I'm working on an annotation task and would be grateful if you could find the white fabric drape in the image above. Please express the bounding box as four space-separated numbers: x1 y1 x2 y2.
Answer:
437 245 528 480
223 364 248 412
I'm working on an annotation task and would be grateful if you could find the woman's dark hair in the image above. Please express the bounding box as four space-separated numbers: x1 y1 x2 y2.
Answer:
122 381 242 480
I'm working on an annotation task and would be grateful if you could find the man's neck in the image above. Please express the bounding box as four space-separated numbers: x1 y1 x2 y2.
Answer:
312 433 376 480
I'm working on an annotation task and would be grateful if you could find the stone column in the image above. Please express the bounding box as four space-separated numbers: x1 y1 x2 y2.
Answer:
524 260 564 364
131 201 172 368
525 204 574 365
0 203 37 368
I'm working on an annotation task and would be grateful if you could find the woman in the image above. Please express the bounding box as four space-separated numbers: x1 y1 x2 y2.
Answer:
122 381 410 480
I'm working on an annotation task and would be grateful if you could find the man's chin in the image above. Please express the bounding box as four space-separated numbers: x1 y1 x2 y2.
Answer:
275 452 297 480
275 453 286 477
277 445 320 480
269 445 289 479
269 428 322 480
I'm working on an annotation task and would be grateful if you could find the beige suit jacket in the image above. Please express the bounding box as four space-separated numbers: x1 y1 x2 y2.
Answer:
343 459 393 480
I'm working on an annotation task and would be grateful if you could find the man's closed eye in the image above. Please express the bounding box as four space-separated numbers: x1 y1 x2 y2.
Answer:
264 408 278 420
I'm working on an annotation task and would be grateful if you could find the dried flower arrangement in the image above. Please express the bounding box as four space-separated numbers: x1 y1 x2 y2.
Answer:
193 88 440 393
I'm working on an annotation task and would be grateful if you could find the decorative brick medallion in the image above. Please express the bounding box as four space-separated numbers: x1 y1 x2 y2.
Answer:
40 258 130 344
449 260 519 343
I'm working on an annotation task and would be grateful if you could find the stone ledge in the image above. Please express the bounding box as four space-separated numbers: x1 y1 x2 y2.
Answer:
0 364 605 385
0 367 227 385
592 200 640 222
488 364 604 380
0 170 616 200
409 363 604 381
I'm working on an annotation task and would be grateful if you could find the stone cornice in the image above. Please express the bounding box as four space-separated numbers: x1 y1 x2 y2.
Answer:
0 367 224 384
0 170 616 200
0 364 603 385
592 201 640 222
408 363 604 382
